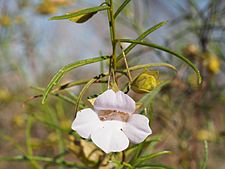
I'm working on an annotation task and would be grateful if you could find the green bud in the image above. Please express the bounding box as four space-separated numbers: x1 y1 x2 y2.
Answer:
69 11 97 23
131 71 159 93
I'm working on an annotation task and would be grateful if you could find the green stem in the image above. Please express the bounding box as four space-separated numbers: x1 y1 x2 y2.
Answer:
107 0 117 84
26 116 33 156
0 155 85 169
200 140 208 169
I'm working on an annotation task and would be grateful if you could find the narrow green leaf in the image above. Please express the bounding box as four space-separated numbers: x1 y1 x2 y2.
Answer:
117 39 202 84
130 142 146 164
33 114 70 132
0 155 86 169
114 0 131 18
26 116 33 156
49 5 110 20
128 136 161 150
53 79 93 91
0 132 26 154
1 129 42 169
135 151 171 165
122 162 134 169
41 55 110 104
49 105 65 169
122 63 177 72
25 116 42 169
74 78 96 116
137 163 175 169
32 86 80 106
117 21 168 61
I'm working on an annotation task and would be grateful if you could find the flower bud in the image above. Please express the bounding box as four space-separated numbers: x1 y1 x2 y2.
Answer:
131 71 158 93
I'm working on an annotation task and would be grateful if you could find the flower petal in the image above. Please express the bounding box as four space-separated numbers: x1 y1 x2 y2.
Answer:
94 89 136 114
122 114 152 144
91 121 129 153
71 108 100 139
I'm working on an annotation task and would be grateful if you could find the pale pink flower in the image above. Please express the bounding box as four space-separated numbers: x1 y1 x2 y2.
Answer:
71 89 152 153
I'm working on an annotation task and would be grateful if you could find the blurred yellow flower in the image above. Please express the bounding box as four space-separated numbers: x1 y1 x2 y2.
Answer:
0 89 11 102
208 55 220 74
51 0 72 6
197 129 216 141
60 119 71 129
48 132 58 142
31 138 43 147
13 114 26 127
36 0 72 15
36 0 58 15
203 53 220 74
0 15 11 27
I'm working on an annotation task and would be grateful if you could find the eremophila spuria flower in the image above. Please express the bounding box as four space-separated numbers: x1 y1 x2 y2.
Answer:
71 89 152 153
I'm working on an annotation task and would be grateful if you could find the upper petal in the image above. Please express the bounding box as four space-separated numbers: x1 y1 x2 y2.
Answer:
94 89 136 114
71 108 100 139
122 114 152 144
91 120 129 153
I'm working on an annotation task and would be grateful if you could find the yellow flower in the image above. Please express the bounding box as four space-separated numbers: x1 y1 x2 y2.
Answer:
197 129 216 141
60 119 71 129
0 88 12 102
13 114 26 127
0 15 11 27
131 71 159 93
51 0 72 6
36 1 57 15
203 53 220 74
208 55 220 74
48 132 58 142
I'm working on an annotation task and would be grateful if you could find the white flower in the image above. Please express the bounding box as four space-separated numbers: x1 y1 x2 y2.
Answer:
71 89 152 153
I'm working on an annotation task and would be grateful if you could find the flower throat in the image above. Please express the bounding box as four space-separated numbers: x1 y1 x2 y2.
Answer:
98 110 129 122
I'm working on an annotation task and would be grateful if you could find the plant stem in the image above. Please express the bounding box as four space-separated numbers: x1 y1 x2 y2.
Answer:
0 155 85 169
107 0 117 85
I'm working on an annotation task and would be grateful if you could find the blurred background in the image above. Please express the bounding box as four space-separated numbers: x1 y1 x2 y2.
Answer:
0 0 225 168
